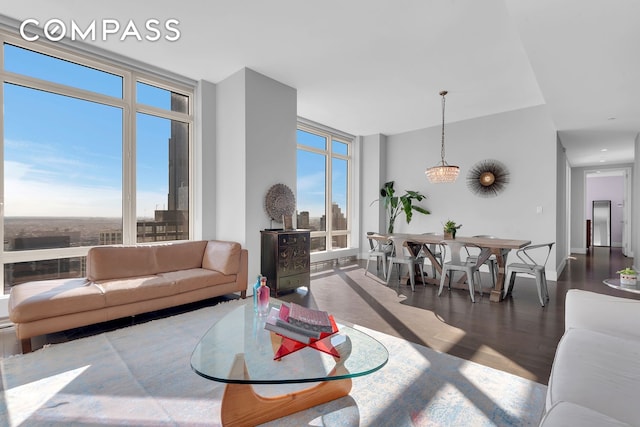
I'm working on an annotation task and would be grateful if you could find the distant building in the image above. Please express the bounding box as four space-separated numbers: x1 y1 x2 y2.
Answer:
4 235 81 288
138 95 189 242
137 209 188 242
100 231 122 245
299 203 347 252
297 211 310 229
330 203 347 248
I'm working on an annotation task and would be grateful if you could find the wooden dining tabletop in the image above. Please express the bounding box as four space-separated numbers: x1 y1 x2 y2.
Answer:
370 233 531 302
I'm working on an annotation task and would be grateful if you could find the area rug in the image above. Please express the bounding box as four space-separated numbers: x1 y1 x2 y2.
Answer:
0 299 546 426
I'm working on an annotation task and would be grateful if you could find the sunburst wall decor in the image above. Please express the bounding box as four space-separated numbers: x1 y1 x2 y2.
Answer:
466 159 510 197
265 183 296 221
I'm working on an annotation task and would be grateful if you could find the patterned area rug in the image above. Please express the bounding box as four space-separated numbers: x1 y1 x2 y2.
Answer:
0 299 546 426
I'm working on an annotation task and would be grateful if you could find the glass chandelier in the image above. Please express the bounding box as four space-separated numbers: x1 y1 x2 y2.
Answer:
426 90 459 183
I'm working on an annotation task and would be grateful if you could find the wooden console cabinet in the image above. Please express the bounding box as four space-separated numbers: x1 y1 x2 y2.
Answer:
260 229 310 296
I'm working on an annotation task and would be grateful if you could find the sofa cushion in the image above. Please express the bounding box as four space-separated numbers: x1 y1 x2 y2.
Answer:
547 328 640 426
565 289 640 340
154 241 207 274
202 240 241 275
159 268 233 294
87 246 157 281
9 278 106 323
540 402 630 427
94 275 175 306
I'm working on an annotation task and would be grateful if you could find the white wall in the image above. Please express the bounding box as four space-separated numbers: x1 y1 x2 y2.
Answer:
634 133 640 269
195 80 217 240
362 104 560 278
216 69 247 242
214 68 297 290
360 133 387 253
245 69 298 221
245 68 297 277
555 137 569 275
569 165 584 253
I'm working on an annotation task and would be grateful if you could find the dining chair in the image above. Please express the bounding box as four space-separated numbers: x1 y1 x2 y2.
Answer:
465 235 499 286
365 232 392 277
438 240 483 303
386 235 426 292
420 232 443 278
502 242 555 307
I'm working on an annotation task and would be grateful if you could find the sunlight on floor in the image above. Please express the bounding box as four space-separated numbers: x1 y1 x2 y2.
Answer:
5 365 89 426
472 344 537 381
414 315 538 382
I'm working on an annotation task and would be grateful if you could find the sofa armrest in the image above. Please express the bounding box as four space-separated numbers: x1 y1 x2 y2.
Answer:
202 240 242 275
565 289 640 339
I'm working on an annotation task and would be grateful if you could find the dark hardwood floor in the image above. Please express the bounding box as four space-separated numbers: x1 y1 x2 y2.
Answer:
279 246 635 385
2 246 634 386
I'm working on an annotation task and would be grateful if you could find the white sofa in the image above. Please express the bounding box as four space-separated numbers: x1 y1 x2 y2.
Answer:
539 289 640 426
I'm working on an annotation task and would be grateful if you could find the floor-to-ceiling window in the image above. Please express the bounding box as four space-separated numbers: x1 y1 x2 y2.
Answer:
1 33 193 293
296 121 352 253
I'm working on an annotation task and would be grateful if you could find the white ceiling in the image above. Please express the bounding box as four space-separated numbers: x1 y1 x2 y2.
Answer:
2 0 638 167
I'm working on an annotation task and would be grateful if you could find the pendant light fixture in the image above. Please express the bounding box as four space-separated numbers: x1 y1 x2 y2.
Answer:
426 90 460 183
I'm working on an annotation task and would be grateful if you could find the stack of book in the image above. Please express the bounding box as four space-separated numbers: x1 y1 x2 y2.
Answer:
264 302 334 344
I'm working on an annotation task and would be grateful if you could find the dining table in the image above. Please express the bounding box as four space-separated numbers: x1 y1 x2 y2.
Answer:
370 233 531 302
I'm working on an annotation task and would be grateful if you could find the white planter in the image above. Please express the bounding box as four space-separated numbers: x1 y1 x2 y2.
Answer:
620 273 637 286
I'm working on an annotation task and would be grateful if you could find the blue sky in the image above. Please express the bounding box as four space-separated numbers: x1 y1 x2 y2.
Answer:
3 43 346 220
3 43 172 217
296 130 348 219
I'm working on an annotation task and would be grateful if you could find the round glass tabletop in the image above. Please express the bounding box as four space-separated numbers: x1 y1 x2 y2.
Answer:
190 302 388 384
603 278 640 294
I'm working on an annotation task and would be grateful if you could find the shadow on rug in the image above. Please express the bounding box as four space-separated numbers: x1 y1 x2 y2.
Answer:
0 298 545 426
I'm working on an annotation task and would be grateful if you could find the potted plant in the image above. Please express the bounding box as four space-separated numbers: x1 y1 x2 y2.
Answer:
617 267 637 286
372 181 430 233
443 220 462 239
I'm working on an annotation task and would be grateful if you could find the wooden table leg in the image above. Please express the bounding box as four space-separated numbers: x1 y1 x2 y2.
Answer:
449 247 509 301
414 244 441 286
221 354 352 426
489 248 509 302
454 248 492 290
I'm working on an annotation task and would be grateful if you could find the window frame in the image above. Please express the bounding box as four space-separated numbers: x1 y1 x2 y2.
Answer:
296 120 353 253
0 31 195 291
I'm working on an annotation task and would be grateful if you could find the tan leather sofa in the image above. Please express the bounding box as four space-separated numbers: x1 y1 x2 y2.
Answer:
9 240 248 353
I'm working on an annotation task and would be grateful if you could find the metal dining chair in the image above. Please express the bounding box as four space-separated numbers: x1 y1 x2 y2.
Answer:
365 232 392 277
503 242 555 307
386 235 426 292
465 235 499 286
438 240 483 302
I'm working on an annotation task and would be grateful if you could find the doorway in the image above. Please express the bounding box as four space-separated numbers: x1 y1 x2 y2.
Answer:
585 168 631 256
592 200 611 246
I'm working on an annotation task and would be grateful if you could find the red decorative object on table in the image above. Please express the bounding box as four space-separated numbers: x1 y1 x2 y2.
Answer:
273 315 339 360
264 303 340 359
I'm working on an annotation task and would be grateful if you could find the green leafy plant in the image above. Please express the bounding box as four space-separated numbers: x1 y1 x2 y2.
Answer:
443 220 462 233
372 181 430 233
617 267 637 275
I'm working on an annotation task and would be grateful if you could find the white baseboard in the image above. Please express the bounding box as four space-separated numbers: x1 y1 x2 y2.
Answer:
571 248 587 254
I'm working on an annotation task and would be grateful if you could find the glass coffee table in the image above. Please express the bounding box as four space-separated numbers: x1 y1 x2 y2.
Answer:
603 278 640 294
191 302 388 426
